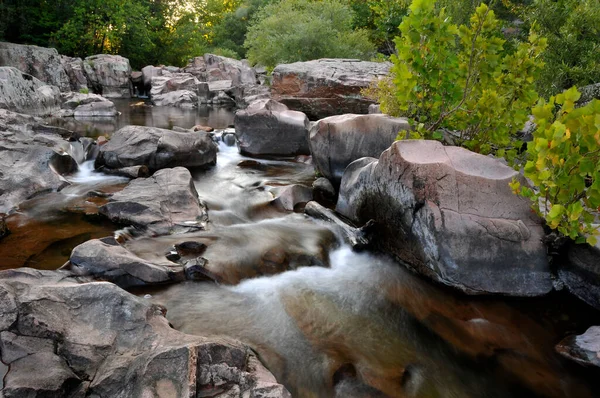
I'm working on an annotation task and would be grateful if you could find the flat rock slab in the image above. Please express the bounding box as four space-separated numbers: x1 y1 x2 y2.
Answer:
556 326 600 368
234 99 310 156
271 59 390 119
0 268 290 397
336 140 552 296
95 125 217 171
100 167 208 235
309 113 409 184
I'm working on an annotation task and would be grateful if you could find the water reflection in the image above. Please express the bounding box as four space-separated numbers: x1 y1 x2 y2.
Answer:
47 100 235 137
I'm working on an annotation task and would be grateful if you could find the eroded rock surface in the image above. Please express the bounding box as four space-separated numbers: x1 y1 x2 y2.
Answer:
0 67 61 116
95 125 217 171
99 167 208 235
309 113 409 184
556 326 600 368
336 140 552 296
271 59 390 119
60 55 88 92
234 99 310 156
185 54 256 86
0 268 290 398
83 54 132 98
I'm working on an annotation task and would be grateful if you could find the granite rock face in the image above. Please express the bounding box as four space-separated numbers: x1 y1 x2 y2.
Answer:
336 140 552 296
60 55 88 92
95 125 217 171
0 67 61 116
271 59 391 119
0 42 70 92
83 54 132 98
556 326 600 368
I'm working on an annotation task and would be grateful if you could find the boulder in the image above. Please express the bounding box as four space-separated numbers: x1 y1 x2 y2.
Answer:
69 237 184 287
368 104 381 114
0 109 77 212
0 67 61 116
578 83 600 104
0 42 70 92
556 326 600 368
151 90 198 108
73 101 118 118
272 184 313 211
558 240 600 310
271 59 391 119
336 140 552 296
60 55 88 92
312 177 336 205
99 167 208 235
149 73 203 97
61 92 112 110
228 84 272 108
95 125 217 171
234 99 310 156
309 114 409 184
83 54 132 98
0 268 290 397
184 54 256 85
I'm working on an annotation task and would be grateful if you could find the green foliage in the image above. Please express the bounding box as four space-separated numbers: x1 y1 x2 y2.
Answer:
511 87 600 244
521 0 600 97
244 0 376 68
78 88 89 94
349 0 409 54
373 0 546 155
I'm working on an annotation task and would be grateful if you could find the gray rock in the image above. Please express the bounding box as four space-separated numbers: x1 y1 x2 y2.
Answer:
60 55 88 92
149 73 202 97
102 165 150 179
69 238 184 287
558 240 600 310
272 184 313 211
95 125 217 171
0 109 77 212
0 268 290 397
556 326 600 368
151 90 198 108
184 54 256 85
271 59 391 119
368 104 381 114
228 84 272 108
312 177 336 205
74 101 119 117
83 54 132 98
309 114 409 184
99 167 208 235
578 83 600 104
61 92 112 110
0 42 70 92
305 201 372 250
0 67 61 116
234 99 310 156
336 140 552 296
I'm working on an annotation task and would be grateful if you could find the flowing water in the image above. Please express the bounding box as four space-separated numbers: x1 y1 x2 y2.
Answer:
2 102 599 397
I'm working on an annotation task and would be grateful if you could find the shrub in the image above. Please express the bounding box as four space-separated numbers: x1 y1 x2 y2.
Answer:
244 0 376 68
371 0 546 155
78 87 90 94
511 87 600 245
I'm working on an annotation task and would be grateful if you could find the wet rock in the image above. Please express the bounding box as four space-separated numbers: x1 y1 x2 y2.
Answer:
194 124 214 132
95 125 217 171
271 59 391 119
74 101 119 117
368 104 381 114
0 109 77 212
69 237 183 288
101 165 150 179
272 184 313 211
312 177 336 205
0 67 61 116
556 326 600 367
558 241 600 310
309 114 409 184
184 257 214 281
0 42 70 92
151 90 198 108
175 241 207 256
99 167 208 235
83 54 132 98
60 55 88 92
237 159 267 170
211 90 236 105
336 140 552 296
305 201 372 250
0 268 290 397
234 99 310 156
223 132 237 146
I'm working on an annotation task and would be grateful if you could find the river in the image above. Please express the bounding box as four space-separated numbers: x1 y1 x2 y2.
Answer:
1 101 598 397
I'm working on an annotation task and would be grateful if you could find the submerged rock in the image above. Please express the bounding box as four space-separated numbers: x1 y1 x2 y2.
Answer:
309 113 409 184
0 67 61 116
73 101 119 117
271 59 390 119
0 42 70 92
83 54 132 98
556 326 600 368
100 167 208 235
558 240 600 310
0 268 290 397
95 125 217 171
234 99 310 156
336 140 552 296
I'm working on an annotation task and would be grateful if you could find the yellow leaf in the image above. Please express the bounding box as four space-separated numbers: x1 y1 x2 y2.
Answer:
565 128 571 139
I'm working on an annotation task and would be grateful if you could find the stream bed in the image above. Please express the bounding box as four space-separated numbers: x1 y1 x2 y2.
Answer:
2 102 599 397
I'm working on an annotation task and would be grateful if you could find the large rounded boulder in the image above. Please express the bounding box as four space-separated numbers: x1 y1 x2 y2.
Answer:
234 99 310 156
0 67 61 116
336 140 552 296
309 113 409 184
83 54 132 98
95 125 217 171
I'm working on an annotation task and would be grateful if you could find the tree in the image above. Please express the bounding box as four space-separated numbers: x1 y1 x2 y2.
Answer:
244 0 376 68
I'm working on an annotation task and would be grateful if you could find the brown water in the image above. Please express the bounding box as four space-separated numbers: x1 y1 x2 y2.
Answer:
3 102 600 397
